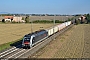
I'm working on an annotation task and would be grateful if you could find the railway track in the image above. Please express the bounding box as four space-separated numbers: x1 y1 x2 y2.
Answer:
0 45 22 58
0 24 74 59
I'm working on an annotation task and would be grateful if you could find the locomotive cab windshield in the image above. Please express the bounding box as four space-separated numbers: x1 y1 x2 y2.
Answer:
22 35 31 48
24 37 30 44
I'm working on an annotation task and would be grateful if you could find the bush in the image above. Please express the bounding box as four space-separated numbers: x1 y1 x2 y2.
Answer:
12 21 19 24
86 14 90 23
25 16 29 23
2 19 5 23
33 20 64 23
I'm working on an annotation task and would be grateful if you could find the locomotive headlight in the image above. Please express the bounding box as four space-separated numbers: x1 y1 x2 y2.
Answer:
22 44 25 46
22 44 23 45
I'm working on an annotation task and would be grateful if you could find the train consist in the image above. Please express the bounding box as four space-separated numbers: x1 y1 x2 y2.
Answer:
22 21 72 48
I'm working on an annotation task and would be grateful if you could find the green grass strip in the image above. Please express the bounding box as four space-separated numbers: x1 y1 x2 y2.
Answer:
0 38 23 51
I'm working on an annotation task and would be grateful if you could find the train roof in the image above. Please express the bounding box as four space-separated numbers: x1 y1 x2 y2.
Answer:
24 34 31 37
34 29 46 33
24 29 47 37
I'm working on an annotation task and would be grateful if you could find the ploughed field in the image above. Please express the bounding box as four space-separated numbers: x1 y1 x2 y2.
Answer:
28 16 74 21
0 23 54 45
30 24 90 58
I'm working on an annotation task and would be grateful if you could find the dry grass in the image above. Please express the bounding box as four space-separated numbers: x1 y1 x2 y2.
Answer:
0 23 54 45
29 24 90 58
30 24 74 58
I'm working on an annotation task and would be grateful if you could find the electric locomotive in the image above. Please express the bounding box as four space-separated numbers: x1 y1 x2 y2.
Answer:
22 29 48 48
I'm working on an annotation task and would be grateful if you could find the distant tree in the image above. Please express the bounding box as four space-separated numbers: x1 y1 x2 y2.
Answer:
32 20 64 23
2 19 5 23
25 16 29 23
71 17 74 20
75 14 81 17
74 19 80 25
67 18 71 21
85 13 90 23
1 14 13 16
22 17 24 20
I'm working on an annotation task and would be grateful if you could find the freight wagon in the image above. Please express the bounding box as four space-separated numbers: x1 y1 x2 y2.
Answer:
57 23 66 31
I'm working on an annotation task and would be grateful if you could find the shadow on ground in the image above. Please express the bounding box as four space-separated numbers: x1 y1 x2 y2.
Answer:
10 40 23 48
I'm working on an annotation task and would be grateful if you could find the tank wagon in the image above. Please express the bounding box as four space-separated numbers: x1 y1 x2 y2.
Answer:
22 21 72 48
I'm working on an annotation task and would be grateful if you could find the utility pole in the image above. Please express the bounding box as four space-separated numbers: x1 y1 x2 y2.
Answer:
53 14 56 40
54 14 56 26
53 14 56 32
62 16 63 21
30 15 33 33
40 14 42 20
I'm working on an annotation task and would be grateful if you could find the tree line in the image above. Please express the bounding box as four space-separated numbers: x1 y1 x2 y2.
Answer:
32 20 64 23
85 14 90 23
25 16 73 23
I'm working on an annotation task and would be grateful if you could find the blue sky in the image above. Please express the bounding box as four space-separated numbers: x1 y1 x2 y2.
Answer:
0 0 90 14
